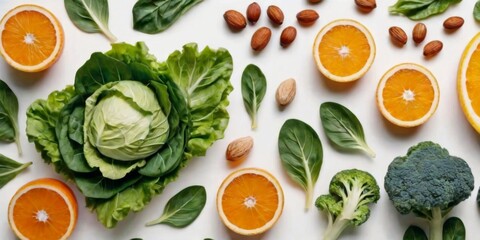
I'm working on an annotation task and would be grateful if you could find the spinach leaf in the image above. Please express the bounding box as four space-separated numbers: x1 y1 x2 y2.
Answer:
443 217 465 240
278 119 322 210
133 0 203 34
403 225 427 240
74 174 142 199
389 0 462 20
146 185 206 227
320 102 375 158
241 64 267 129
474 1 480 21
0 153 31 188
0 80 21 155
64 0 117 42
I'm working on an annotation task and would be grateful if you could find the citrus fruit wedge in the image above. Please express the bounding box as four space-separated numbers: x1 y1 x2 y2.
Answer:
458 32 480 133
313 19 376 82
376 63 439 127
8 178 78 240
0 4 64 72
216 168 284 236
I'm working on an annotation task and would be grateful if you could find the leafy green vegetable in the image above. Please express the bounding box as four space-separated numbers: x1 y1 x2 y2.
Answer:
443 217 465 240
320 102 375 158
315 169 380 240
474 1 480 21
0 153 31 188
241 64 267 129
26 42 232 228
64 0 117 42
278 119 322 210
0 80 21 155
403 226 427 240
389 0 462 20
146 185 206 227
133 0 204 34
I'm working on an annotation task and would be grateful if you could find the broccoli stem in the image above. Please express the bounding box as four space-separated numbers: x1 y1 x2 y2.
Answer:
323 218 350 240
429 207 444 240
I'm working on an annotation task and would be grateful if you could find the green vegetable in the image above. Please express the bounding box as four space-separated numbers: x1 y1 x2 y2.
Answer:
133 0 203 34
278 119 322 210
146 185 206 227
26 42 233 228
315 169 380 240
384 141 474 240
241 64 267 129
443 217 465 240
320 102 375 158
474 1 480 21
64 0 117 42
0 80 21 155
389 0 462 20
0 153 31 188
403 226 427 240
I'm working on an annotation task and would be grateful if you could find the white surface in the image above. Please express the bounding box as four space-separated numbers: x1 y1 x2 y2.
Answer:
0 0 479 239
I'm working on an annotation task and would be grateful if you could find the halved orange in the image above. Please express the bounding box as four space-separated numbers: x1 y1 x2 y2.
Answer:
216 168 284 236
313 19 376 82
8 178 78 240
0 4 64 72
458 32 480 133
376 63 439 127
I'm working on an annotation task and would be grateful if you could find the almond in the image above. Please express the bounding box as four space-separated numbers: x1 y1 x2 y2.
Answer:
276 78 296 106
267 5 284 25
226 136 254 162
296 9 319 26
355 0 376 12
389 26 407 46
280 26 297 47
223 10 247 31
246 2 261 24
412 23 427 44
443 16 464 30
251 27 272 51
423 40 443 58
309 0 322 3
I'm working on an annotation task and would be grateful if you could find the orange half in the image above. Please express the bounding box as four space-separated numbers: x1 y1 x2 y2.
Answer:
0 4 64 72
216 168 284 236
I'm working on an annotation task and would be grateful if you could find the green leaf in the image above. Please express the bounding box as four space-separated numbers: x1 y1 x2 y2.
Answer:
320 102 375 158
474 1 480 21
241 64 267 129
75 174 142 199
0 80 21 155
278 119 322 210
0 153 31 189
389 0 462 20
64 0 117 42
146 185 206 227
443 217 465 240
403 225 427 240
133 0 203 34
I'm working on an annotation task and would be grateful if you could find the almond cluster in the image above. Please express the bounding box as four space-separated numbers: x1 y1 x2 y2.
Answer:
223 2 319 52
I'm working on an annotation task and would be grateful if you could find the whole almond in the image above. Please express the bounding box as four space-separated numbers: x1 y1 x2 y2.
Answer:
412 23 427 44
251 27 272 51
423 40 443 58
247 2 261 24
276 78 296 106
389 26 407 46
309 0 322 3
226 136 254 162
296 9 319 26
224 10 247 30
355 0 377 12
267 5 284 25
280 26 297 47
443 16 464 30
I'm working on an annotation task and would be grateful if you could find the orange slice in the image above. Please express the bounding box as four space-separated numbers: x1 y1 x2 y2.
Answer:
8 178 78 240
313 19 376 82
376 63 439 127
458 32 480 133
216 168 284 236
0 4 64 72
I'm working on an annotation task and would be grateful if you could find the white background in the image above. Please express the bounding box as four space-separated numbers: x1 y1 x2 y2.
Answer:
1 0 480 239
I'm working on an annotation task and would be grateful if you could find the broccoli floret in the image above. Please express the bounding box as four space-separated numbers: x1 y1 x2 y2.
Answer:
384 141 474 240
315 169 380 240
